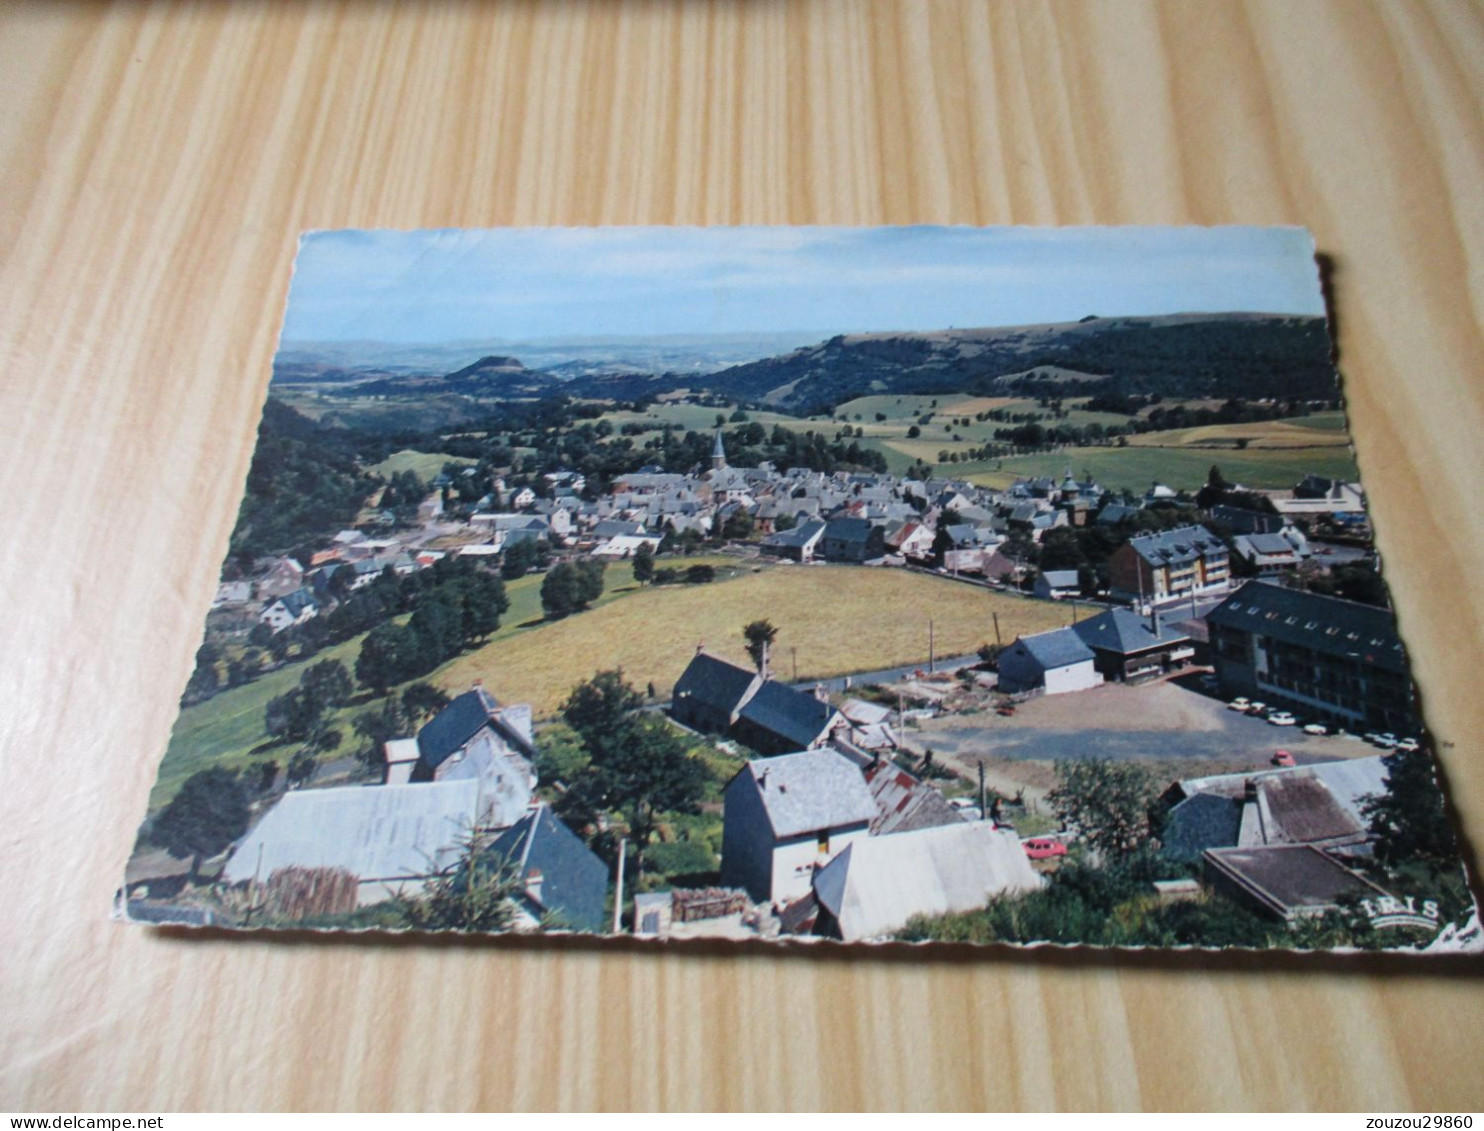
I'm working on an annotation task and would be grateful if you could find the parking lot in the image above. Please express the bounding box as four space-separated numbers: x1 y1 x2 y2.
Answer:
914 676 1383 771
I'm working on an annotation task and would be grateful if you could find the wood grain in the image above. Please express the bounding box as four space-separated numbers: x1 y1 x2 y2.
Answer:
2 0 1483 1112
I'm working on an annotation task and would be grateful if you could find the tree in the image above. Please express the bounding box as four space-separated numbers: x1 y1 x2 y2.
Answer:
394 832 521 933
1047 759 1157 858
184 643 221 704
301 659 353 712
356 621 419 693
286 749 320 788
353 694 413 773
501 538 537 580
1362 746 1459 870
631 542 655 586
151 768 251 881
401 681 451 723
743 619 779 673
459 571 509 641
558 672 708 870
540 563 581 619
573 559 605 606
534 721 591 785
562 669 645 754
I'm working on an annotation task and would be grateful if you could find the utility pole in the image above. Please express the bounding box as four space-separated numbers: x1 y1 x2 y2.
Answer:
611 835 627 935
978 761 987 821
929 617 935 673
992 612 1002 648
792 647 798 683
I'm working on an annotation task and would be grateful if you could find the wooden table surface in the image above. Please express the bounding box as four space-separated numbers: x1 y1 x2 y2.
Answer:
3 0 1483 1113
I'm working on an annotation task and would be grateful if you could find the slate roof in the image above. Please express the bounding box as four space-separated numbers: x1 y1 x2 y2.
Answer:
737 680 836 750
1242 532 1300 556
1072 607 1192 656
1172 754 1390 824
822 517 877 547
1206 581 1407 674
740 749 878 839
673 652 761 716
761 520 827 550
1211 504 1284 534
593 519 644 538
1017 627 1095 671
1162 793 1244 860
274 588 317 617
1096 503 1139 525
1039 569 1080 589
1127 524 1227 566
487 805 609 933
416 687 501 771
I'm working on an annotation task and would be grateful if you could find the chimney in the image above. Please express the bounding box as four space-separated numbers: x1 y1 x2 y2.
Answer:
696 639 706 655
758 767 770 790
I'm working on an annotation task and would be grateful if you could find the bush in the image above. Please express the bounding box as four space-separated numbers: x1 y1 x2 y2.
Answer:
645 839 717 878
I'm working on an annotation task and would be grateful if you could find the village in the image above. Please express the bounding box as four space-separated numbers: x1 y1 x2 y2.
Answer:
124 409 1471 950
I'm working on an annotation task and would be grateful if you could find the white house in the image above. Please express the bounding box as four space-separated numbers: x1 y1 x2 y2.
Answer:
720 749 878 904
996 627 1102 695
258 588 318 634
1033 569 1081 600
390 685 538 829
592 533 663 559
812 822 1043 942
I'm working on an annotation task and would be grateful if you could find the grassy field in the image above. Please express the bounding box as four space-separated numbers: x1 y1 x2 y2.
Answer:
964 443 1359 494
148 556 742 810
370 449 476 480
436 565 1074 716
1124 412 1350 450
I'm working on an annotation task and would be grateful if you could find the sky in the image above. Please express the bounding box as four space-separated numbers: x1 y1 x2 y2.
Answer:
280 226 1326 344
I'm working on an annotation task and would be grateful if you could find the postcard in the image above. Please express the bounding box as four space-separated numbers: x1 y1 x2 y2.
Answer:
121 226 1479 952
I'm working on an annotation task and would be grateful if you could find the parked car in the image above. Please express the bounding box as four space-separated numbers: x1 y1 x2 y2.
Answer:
1395 737 1420 752
1369 732 1399 749
1267 710 1297 726
1302 723 1329 736
1022 838 1068 860
1271 749 1296 767
1247 702 1267 715
1227 697 1251 712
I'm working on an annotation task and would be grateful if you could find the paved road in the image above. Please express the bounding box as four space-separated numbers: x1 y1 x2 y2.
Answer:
790 652 984 695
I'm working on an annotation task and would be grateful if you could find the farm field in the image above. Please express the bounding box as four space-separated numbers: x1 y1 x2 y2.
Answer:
965 443 1360 494
436 564 1074 716
1124 411 1350 450
371 449 476 480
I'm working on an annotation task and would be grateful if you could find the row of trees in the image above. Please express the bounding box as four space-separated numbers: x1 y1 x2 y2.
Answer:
355 569 509 692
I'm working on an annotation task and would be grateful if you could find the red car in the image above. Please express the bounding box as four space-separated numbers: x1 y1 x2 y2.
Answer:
1022 838 1068 860
1271 749 1296 767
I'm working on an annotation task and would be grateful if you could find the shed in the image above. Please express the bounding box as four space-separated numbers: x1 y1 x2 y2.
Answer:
812 823 1043 942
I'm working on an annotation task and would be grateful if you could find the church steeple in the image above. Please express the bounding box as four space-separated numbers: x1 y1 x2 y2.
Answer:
711 428 727 471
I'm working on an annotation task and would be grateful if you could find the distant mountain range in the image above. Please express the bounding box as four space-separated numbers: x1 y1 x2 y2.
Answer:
276 313 1339 417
